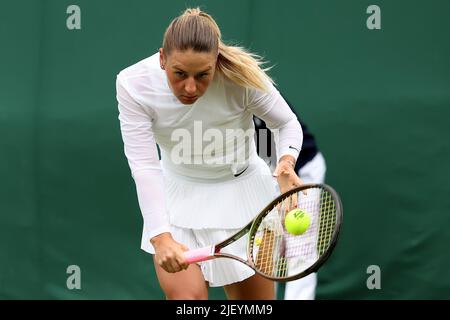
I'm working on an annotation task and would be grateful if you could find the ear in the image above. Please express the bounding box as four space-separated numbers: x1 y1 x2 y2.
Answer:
159 48 165 70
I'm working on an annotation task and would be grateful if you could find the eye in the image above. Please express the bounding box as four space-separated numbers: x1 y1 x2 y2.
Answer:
175 71 186 78
197 73 209 79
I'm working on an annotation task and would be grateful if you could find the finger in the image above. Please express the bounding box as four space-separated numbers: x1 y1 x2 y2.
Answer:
272 165 280 177
273 166 290 178
180 259 189 270
285 194 292 212
297 177 307 195
161 254 181 273
178 245 190 268
292 192 298 209
301 181 308 195
272 168 280 178
161 262 174 273
174 250 191 272
171 254 186 272
160 258 174 273
178 253 190 270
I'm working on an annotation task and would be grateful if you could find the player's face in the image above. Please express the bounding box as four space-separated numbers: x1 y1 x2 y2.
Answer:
160 48 217 105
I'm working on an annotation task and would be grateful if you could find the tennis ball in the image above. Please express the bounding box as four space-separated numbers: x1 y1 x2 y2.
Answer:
285 208 310 235
255 238 262 246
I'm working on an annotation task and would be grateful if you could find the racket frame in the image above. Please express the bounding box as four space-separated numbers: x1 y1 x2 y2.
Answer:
247 183 343 281
184 183 343 282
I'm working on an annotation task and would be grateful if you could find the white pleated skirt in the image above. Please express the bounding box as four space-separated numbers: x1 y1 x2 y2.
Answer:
166 156 278 229
141 156 278 286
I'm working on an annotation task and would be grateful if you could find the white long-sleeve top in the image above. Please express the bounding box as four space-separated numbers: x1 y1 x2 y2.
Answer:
116 53 303 241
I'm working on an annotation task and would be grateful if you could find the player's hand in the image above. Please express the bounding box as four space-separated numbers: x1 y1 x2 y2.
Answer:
273 156 304 212
273 156 303 193
151 233 189 273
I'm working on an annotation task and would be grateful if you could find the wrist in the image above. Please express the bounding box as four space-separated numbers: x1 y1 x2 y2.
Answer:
279 157 296 170
150 232 172 248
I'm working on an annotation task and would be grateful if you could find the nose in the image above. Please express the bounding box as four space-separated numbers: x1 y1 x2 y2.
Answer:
184 77 197 95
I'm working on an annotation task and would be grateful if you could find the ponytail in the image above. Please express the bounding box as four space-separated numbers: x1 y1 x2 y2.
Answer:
217 42 274 92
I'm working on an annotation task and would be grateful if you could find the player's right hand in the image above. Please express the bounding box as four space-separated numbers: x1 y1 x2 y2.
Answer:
151 233 189 273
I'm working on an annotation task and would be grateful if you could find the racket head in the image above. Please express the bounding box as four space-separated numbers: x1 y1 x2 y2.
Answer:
247 183 343 281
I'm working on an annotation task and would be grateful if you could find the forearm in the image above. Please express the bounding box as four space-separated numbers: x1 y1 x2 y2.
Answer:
247 85 303 163
133 169 171 240
272 117 303 163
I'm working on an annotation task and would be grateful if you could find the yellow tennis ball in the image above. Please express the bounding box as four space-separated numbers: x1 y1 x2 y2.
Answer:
255 238 262 246
285 208 310 235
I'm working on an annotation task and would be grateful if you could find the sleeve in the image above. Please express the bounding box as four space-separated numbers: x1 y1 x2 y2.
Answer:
246 82 303 162
116 74 171 241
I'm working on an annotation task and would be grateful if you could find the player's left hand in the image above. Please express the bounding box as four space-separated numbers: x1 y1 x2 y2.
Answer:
273 156 304 211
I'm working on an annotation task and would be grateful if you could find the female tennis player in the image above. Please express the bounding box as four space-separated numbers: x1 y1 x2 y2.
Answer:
116 8 304 300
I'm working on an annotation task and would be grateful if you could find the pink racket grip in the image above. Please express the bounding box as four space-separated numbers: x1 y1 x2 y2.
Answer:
184 246 215 264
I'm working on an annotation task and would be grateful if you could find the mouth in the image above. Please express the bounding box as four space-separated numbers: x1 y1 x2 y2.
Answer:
181 95 198 103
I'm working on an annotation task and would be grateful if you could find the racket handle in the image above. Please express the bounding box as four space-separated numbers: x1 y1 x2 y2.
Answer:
184 246 215 264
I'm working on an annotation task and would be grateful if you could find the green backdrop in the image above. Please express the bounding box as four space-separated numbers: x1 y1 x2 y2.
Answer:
1 0 449 299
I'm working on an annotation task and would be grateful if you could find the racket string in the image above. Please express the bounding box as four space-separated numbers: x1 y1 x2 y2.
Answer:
251 186 338 279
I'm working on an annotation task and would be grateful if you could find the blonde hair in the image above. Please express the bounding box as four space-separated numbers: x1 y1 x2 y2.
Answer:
162 8 274 91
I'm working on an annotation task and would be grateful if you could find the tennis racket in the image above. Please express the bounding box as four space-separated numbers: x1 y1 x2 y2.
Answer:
183 183 343 281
